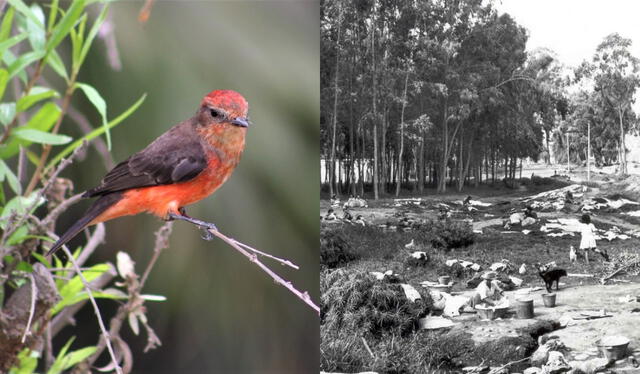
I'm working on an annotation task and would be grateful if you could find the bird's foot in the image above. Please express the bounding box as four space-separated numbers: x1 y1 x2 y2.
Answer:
167 212 218 237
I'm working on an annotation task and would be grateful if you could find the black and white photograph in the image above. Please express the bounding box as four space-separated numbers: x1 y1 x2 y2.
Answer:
321 0 640 372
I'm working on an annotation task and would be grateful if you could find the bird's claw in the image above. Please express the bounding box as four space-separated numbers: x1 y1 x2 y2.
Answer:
200 227 214 241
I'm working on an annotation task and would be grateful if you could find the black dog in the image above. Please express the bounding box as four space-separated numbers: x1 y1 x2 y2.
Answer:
537 266 567 293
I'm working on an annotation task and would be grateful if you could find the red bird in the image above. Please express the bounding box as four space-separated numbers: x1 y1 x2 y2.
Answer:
47 90 250 256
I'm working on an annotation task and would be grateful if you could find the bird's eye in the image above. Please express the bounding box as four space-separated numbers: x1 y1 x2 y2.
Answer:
210 109 220 118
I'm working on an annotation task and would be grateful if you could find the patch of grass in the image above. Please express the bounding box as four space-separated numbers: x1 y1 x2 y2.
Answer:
320 228 360 268
329 225 425 261
416 219 476 250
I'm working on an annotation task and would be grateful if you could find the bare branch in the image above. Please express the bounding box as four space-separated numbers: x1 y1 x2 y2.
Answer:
206 228 320 315
20 273 37 343
140 222 173 287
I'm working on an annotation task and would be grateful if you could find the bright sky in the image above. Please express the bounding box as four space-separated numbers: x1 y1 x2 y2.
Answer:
495 0 640 68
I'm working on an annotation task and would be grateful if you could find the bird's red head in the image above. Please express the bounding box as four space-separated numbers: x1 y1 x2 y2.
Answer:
200 90 250 128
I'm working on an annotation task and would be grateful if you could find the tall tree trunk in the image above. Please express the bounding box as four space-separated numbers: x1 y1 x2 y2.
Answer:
418 135 425 193
619 106 627 175
395 69 410 197
437 98 449 193
329 2 343 198
371 0 379 200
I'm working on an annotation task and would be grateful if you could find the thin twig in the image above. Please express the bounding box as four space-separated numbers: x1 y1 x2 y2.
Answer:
231 239 299 270
42 193 84 228
140 222 172 287
61 246 122 374
76 223 106 267
206 228 320 315
20 273 37 343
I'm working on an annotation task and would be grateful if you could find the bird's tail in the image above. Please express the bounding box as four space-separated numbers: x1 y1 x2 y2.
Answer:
47 193 123 257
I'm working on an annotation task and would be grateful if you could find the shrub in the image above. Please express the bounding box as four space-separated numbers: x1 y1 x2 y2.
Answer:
417 220 475 250
320 229 359 268
321 269 431 338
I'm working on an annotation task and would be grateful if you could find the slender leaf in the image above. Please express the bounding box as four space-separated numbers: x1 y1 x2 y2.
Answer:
46 337 74 374
0 102 15 126
23 4 46 51
8 50 45 79
7 0 43 29
0 69 8 100
2 50 28 83
16 87 59 112
52 263 111 314
47 93 146 169
75 82 109 148
77 5 108 67
45 49 68 81
0 102 61 158
0 33 28 60
60 346 96 371
47 0 86 53
0 159 21 194
47 0 60 33
0 7 15 42
14 128 72 145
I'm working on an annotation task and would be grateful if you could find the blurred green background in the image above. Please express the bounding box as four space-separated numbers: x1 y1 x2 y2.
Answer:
53 1 319 373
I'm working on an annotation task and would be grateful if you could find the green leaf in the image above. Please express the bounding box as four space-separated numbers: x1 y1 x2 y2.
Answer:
60 346 96 371
48 93 146 169
16 87 59 112
2 50 28 84
53 263 111 314
14 128 71 145
31 252 51 268
45 49 68 81
0 8 16 42
0 33 28 61
8 50 45 79
7 225 29 245
46 337 74 374
23 4 46 51
0 159 21 194
0 102 16 126
75 82 109 148
0 102 61 159
77 5 108 67
14 260 33 273
0 69 9 100
47 0 59 33
0 192 45 229
7 0 43 30
47 0 86 53
9 348 39 374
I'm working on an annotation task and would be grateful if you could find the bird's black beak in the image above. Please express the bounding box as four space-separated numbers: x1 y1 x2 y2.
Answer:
231 117 250 128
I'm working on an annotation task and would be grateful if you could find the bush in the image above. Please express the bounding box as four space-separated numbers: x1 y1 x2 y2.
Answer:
320 229 359 268
417 220 475 250
321 269 431 338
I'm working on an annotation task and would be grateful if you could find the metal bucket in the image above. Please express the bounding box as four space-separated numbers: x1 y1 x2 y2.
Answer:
438 276 451 285
515 297 534 319
595 336 630 361
542 293 556 307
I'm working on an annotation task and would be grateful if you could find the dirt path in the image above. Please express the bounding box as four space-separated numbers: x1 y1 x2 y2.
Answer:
453 283 640 358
